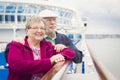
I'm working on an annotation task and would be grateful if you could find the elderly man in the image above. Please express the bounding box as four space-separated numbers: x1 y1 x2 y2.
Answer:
39 9 83 63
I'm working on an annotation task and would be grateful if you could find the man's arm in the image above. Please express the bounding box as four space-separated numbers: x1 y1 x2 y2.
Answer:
55 32 83 63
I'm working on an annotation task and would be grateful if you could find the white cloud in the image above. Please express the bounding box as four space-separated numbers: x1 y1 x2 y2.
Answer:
55 0 120 34
55 0 120 16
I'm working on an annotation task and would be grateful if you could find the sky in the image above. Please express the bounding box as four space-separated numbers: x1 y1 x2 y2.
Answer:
54 0 120 34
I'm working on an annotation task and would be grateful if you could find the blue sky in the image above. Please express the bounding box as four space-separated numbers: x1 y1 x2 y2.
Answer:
54 0 120 34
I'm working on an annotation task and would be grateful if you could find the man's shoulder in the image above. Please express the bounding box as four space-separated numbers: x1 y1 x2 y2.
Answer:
56 32 67 37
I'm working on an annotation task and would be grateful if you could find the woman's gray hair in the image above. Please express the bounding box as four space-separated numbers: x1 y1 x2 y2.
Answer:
25 16 46 29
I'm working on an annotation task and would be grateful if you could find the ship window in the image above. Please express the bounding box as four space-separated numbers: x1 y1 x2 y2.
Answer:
6 5 16 13
64 12 67 17
67 13 70 18
5 15 15 22
17 16 26 22
23 7 29 13
77 34 82 39
0 5 4 13
5 15 9 22
18 16 20 21
29 7 39 14
18 6 24 13
28 8 34 14
11 15 15 22
17 5 39 14
67 34 74 40
20 5 40 14
64 12 71 18
59 10 64 17
0 15 3 23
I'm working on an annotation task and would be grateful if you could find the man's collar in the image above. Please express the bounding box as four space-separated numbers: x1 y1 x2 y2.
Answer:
45 32 56 40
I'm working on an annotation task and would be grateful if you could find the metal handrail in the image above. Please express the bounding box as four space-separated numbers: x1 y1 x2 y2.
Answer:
41 60 70 80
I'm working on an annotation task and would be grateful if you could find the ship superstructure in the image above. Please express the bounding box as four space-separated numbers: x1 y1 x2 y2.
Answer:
0 0 82 42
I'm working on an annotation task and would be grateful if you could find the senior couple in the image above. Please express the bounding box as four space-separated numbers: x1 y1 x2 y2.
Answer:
7 9 83 80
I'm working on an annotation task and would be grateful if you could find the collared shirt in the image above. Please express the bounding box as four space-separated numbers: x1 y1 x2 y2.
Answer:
44 32 56 45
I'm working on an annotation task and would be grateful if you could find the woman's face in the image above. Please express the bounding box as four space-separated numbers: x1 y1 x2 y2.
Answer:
26 22 45 42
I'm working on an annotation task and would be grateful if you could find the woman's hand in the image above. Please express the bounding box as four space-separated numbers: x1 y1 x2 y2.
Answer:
54 44 67 52
53 60 65 71
50 54 65 64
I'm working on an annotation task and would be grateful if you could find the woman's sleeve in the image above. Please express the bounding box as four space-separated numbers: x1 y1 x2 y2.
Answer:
59 48 76 60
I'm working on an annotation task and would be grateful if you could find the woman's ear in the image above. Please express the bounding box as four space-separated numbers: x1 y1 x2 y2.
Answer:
25 28 29 36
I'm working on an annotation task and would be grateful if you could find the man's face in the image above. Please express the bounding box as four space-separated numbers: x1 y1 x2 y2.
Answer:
43 17 57 33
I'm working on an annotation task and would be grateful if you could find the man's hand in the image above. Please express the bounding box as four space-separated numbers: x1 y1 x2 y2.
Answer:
54 44 67 52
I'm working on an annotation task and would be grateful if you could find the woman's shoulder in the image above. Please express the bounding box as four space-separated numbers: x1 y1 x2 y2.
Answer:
9 41 24 48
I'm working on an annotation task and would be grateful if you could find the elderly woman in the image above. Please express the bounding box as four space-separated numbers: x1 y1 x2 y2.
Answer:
7 16 75 80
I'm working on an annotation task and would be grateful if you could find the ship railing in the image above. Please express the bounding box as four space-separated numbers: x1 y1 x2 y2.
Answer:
41 60 70 80
41 36 82 80
0 42 8 52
